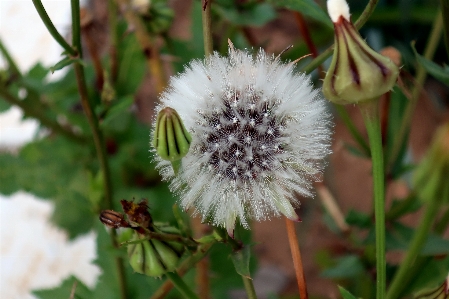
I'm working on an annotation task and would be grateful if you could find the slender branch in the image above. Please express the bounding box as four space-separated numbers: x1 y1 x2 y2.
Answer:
285 218 308 299
387 13 443 171
70 1 127 298
0 89 85 143
359 101 386 299
242 276 258 299
0 38 21 78
150 242 214 299
202 0 213 57
302 0 379 74
165 272 200 299
116 0 167 94
32 0 77 56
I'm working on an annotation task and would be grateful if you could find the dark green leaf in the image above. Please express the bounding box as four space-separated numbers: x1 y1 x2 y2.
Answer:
214 3 277 27
321 255 365 278
338 286 359 299
231 245 251 278
412 42 449 86
33 276 92 299
101 95 134 130
344 143 370 158
268 0 332 28
345 210 372 229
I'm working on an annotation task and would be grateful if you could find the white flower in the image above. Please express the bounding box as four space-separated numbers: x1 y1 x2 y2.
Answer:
153 46 332 236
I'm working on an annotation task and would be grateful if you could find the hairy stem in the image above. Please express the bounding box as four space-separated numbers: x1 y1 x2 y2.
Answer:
202 0 213 57
303 0 379 74
32 0 77 56
388 13 443 171
285 218 308 299
359 101 386 299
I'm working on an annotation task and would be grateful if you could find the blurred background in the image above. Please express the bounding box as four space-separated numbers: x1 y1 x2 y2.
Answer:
1 0 448 298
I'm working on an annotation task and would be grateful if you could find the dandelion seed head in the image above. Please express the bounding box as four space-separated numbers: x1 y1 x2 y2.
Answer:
152 47 332 235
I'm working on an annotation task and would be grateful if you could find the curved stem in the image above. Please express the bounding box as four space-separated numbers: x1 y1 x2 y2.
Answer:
242 276 257 299
387 13 443 171
386 197 440 299
165 272 200 299
285 218 308 299
31 0 77 56
302 0 379 74
202 0 213 57
359 101 386 299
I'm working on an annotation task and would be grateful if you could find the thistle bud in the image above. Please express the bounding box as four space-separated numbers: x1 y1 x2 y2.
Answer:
323 0 399 105
127 233 181 277
153 107 192 174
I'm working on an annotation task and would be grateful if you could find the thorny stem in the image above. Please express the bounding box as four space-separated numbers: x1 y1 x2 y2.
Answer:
387 13 443 172
302 0 379 74
116 0 167 94
0 89 85 143
165 272 200 299
150 242 215 299
285 218 308 299
202 0 213 57
359 101 386 299
242 276 258 299
70 1 127 298
31 0 77 57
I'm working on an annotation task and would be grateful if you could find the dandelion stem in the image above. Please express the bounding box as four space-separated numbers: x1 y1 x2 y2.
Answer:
285 218 308 299
302 0 379 74
202 0 213 57
165 272 200 299
359 101 386 299
386 191 440 299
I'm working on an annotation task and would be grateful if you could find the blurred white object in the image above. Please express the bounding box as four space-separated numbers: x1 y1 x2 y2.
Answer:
0 192 101 299
0 2 99 299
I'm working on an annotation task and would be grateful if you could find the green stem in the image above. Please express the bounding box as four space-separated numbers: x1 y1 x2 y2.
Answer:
388 13 443 171
242 276 258 299
386 197 440 299
0 38 21 77
0 89 85 143
302 0 379 74
440 0 449 59
359 101 386 299
31 0 77 56
69 1 127 298
335 105 371 157
165 272 200 299
202 0 213 57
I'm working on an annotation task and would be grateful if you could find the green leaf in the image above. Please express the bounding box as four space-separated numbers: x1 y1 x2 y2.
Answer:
214 3 277 27
231 245 252 278
50 56 83 73
33 276 92 299
321 255 365 278
338 286 359 299
268 0 332 28
412 42 449 86
100 95 134 129
345 210 372 229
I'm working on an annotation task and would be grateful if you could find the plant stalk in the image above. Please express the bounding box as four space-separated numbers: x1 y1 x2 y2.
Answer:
0 38 21 77
359 101 386 299
242 276 258 299
202 0 213 57
285 218 308 299
32 0 77 56
165 272 200 299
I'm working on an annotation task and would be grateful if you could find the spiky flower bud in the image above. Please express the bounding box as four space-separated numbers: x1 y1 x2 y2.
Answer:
323 0 399 105
127 233 181 277
153 107 192 174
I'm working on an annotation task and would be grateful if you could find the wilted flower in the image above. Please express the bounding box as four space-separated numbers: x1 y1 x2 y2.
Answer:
152 45 332 235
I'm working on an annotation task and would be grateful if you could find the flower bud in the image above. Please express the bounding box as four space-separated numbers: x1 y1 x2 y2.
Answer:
153 107 192 174
323 0 399 105
127 233 181 277
99 210 129 229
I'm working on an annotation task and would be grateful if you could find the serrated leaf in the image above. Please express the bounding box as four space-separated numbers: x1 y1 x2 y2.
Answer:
33 276 92 299
231 245 251 278
268 0 332 28
412 42 449 86
338 286 359 299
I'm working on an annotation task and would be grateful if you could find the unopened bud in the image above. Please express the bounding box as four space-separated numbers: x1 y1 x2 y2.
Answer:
153 107 191 174
323 0 399 105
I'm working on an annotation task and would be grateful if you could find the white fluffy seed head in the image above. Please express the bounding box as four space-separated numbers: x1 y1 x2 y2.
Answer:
327 0 350 23
152 47 333 235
